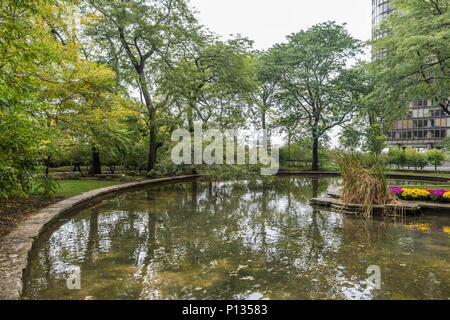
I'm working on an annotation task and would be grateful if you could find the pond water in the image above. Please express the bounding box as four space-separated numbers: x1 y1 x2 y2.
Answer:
22 176 449 300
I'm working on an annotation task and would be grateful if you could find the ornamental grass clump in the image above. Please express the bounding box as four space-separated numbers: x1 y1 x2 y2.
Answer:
337 153 398 217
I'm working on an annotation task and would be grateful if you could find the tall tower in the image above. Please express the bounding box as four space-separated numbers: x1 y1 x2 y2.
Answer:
372 0 393 39
371 0 450 150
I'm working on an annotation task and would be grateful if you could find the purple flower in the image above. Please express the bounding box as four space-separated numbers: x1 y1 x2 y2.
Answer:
426 189 448 196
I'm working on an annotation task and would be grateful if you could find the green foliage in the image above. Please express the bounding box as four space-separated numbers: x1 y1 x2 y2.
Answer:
427 148 447 171
387 147 407 169
386 147 432 170
0 0 130 197
279 138 335 169
385 147 448 171
365 124 387 157
263 21 364 170
404 147 429 170
33 175 60 199
0 0 61 197
67 172 82 180
371 0 450 116
0 111 44 198
123 141 148 172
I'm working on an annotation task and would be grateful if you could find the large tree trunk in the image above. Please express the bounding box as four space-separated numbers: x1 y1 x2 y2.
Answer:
137 71 158 173
92 147 102 175
312 138 319 171
287 132 292 167
147 124 157 172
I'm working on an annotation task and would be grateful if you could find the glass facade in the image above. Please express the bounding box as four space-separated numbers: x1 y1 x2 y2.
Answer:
372 0 393 39
371 1 450 149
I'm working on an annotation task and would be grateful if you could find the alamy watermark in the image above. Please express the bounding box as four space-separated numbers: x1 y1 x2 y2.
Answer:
66 265 81 290
366 265 381 289
171 122 279 175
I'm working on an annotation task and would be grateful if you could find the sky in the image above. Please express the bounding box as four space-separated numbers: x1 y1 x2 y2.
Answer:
188 0 373 147
189 0 372 55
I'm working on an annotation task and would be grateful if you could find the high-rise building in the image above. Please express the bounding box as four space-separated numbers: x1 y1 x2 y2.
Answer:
371 0 450 150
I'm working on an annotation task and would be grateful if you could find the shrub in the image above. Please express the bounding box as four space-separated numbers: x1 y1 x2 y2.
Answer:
33 175 60 199
387 147 406 168
427 149 446 171
67 172 81 180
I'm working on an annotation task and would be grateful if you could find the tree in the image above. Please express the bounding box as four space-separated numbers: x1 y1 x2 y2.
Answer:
265 22 363 171
365 124 387 159
427 148 447 171
0 0 85 196
83 0 196 172
339 62 399 156
163 31 256 132
371 0 450 115
273 114 303 164
247 51 279 143
387 147 406 169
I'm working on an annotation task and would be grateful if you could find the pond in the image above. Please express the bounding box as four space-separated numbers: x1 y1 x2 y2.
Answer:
22 176 449 300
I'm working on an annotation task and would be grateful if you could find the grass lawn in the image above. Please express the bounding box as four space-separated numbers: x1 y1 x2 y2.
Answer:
50 179 126 198
1 179 127 237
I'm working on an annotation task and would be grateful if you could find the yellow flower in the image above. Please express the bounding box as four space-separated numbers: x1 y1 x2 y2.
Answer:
443 226 450 234
401 188 430 198
404 223 431 232
443 192 450 199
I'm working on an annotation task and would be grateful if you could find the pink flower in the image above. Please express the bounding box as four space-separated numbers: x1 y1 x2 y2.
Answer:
426 189 448 196
389 186 404 195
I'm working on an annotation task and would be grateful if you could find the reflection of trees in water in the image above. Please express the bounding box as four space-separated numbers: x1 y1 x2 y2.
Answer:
23 177 450 300
336 215 449 299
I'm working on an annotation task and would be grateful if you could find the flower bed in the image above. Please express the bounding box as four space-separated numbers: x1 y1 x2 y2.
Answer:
390 186 450 203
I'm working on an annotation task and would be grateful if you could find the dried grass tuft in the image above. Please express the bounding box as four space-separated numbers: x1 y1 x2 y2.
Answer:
337 153 399 217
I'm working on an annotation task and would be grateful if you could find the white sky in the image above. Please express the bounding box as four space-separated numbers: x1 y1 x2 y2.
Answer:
188 0 373 147
189 0 372 53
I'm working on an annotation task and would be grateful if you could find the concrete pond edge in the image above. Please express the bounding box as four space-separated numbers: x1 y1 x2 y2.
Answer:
311 190 450 216
277 171 450 182
0 175 198 300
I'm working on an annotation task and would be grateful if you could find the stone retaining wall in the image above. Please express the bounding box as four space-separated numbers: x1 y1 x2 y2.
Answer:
0 175 197 300
310 197 450 216
278 171 450 182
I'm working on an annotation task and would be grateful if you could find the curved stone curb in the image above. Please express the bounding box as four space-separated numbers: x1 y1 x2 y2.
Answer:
0 175 198 300
310 197 422 216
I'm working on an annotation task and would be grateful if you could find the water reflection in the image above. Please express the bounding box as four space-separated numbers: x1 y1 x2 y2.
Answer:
23 177 449 300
